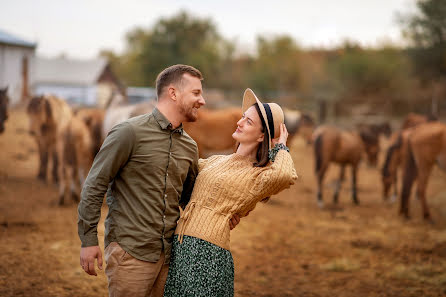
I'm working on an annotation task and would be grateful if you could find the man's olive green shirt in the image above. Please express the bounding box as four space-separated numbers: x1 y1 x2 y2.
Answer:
78 108 198 263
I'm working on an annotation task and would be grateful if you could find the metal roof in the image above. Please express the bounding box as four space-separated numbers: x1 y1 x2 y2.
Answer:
0 29 36 48
35 56 108 86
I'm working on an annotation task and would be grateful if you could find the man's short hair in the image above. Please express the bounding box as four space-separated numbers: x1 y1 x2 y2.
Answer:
156 64 203 99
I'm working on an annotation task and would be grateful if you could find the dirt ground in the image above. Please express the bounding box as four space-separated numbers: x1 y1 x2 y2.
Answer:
1 109 446 297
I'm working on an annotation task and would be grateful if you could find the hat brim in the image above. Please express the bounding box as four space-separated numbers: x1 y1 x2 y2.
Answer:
242 88 273 149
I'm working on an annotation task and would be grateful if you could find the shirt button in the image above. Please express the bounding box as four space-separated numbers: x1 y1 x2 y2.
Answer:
163 215 166 219
164 194 167 198
166 173 169 177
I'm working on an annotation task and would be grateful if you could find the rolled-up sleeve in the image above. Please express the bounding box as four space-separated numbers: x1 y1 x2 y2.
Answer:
77 122 135 247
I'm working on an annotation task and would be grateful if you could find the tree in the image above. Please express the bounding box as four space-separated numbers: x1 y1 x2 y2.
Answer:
400 0 446 79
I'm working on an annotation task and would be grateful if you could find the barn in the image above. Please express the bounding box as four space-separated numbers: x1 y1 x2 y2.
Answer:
0 29 36 105
33 56 124 107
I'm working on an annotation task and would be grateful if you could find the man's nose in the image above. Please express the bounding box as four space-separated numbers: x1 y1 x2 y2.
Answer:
198 96 206 106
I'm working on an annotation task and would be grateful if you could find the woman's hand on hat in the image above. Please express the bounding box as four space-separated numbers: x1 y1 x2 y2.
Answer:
272 123 288 146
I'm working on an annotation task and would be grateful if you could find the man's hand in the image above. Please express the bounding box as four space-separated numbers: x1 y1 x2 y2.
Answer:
229 214 241 230
80 246 103 276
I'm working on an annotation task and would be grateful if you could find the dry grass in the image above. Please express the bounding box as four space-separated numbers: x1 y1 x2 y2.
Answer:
1 110 446 297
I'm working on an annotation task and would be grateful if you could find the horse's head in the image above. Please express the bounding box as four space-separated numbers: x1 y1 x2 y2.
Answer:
0 87 9 134
381 137 401 200
359 128 380 167
27 95 53 137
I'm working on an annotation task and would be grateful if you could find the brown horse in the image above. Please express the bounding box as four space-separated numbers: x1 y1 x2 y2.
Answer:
61 114 94 204
399 122 446 220
312 125 380 207
401 112 437 130
381 129 412 202
183 107 242 157
284 108 316 145
27 94 73 204
75 108 105 157
0 87 9 134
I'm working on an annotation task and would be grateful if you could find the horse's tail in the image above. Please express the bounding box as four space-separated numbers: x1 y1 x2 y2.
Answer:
381 133 402 178
400 139 418 216
314 133 323 173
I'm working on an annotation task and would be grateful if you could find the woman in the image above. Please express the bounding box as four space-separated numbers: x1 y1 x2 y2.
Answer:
163 88 298 297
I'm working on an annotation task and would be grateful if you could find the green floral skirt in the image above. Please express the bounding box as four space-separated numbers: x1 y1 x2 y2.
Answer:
163 235 234 297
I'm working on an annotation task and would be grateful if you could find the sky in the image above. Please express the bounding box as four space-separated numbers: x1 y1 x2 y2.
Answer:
0 0 417 59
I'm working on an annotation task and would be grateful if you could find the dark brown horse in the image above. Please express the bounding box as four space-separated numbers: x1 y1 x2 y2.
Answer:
0 87 9 134
399 122 446 220
313 125 380 207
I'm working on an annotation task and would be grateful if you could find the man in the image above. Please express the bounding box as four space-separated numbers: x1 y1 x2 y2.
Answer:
78 64 240 297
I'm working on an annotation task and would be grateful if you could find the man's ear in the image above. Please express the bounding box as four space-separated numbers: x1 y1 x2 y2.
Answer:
167 86 177 101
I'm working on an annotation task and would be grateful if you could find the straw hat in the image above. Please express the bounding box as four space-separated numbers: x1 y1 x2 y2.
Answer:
242 88 284 149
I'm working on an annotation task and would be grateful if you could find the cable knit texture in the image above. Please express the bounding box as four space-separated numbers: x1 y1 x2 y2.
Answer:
175 149 298 250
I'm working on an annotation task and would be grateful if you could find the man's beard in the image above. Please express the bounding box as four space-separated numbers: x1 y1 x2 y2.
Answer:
179 101 198 122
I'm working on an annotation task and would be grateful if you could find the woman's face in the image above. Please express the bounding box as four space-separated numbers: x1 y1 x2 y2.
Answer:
232 105 265 145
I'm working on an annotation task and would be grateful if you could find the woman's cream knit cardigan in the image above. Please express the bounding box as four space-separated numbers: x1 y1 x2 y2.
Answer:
175 150 298 250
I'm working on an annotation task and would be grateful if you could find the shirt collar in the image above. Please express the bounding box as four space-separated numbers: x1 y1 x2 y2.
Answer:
152 107 184 134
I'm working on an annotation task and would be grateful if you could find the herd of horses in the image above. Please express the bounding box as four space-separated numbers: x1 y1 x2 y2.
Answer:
0 89 445 222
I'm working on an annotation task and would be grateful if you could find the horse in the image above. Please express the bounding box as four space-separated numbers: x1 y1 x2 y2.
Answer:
284 108 316 145
102 92 156 138
60 114 94 204
74 108 105 157
381 129 412 202
401 112 437 130
183 107 242 157
27 94 73 204
399 122 446 220
0 87 9 134
312 125 380 207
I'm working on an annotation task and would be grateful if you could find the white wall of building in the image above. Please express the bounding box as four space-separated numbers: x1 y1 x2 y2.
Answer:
34 84 97 106
0 44 35 105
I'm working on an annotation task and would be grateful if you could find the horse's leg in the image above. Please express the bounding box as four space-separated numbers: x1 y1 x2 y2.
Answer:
390 171 398 203
316 162 329 208
333 165 345 204
52 150 59 184
416 163 434 221
56 139 66 206
399 143 417 219
351 164 359 205
37 140 48 181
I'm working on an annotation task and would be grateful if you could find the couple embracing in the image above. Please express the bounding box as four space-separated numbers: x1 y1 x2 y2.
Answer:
78 64 297 297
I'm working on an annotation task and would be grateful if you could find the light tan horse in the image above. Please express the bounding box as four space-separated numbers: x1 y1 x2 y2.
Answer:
312 125 380 207
283 108 316 145
27 94 73 204
75 108 105 157
399 122 446 220
183 107 242 157
61 114 94 204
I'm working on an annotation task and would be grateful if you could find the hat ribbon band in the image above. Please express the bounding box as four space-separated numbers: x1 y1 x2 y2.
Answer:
263 103 275 139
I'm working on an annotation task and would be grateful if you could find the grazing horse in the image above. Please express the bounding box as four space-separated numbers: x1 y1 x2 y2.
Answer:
312 125 380 207
61 114 94 204
381 130 412 202
0 87 9 134
75 108 105 157
399 122 446 220
27 95 73 204
183 107 242 157
284 108 316 145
